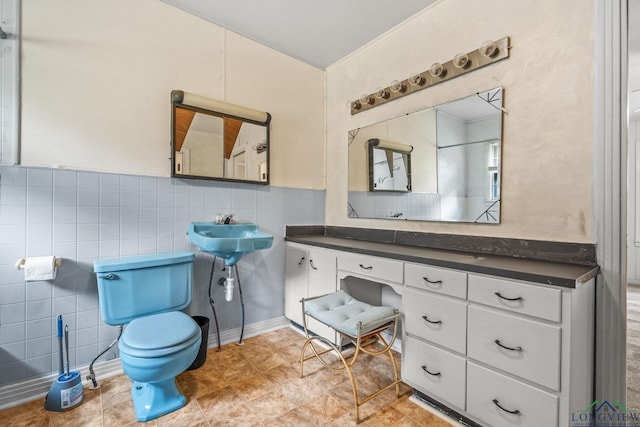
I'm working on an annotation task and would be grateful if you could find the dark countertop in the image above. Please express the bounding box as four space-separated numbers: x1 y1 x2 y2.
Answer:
285 235 598 289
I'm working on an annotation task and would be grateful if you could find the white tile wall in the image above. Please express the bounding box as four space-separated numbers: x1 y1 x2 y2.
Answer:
348 190 441 220
0 166 325 387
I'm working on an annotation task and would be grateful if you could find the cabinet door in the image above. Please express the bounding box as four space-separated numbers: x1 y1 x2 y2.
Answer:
307 247 337 298
307 247 337 342
284 244 308 325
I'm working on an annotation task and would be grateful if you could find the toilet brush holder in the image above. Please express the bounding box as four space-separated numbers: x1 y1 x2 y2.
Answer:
44 371 84 412
44 317 84 411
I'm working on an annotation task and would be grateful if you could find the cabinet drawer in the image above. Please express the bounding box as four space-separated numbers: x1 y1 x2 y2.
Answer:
403 336 466 410
467 362 558 427
468 274 561 322
404 263 467 299
467 305 561 390
337 252 403 284
404 288 467 354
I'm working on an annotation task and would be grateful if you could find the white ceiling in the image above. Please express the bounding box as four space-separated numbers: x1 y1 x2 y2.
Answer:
160 0 640 118
160 0 437 69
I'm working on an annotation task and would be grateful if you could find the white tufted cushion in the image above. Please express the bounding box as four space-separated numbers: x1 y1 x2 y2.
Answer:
304 291 396 337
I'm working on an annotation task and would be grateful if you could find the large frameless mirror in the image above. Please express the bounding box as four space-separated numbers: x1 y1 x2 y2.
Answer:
348 87 503 223
171 90 271 184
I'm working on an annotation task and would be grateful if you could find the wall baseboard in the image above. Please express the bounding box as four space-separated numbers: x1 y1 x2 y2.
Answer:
0 316 290 411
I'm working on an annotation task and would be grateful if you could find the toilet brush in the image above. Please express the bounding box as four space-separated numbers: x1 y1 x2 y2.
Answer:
44 316 84 411
57 315 63 376
65 325 70 377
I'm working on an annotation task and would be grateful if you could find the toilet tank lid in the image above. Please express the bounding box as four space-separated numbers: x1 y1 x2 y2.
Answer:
93 251 195 273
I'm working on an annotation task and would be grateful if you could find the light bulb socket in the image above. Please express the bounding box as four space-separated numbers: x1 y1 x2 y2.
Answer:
374 88 390 100
453 53 470 69
408 73 424 86
479 40 499 58
351 100 361 110
390 80 406 93
429 63 447 78
359 94 374 105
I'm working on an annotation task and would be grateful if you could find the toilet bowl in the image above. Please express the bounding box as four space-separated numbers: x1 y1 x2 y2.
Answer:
94 252 200 422
119 311 201 421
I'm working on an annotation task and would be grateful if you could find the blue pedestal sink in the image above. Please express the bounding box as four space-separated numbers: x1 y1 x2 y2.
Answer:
188 223 273 265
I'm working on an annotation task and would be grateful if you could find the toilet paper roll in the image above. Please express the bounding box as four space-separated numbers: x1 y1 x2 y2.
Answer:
23 256 57 281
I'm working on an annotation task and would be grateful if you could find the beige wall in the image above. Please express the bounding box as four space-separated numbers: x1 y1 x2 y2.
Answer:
20 0 597 241
326 0 595 243
20 0 325 189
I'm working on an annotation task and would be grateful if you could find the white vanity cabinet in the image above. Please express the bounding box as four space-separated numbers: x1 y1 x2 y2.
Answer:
401 263 470 412
284 243 337 342
464 274 594 427
403 266 595 427
284 240 595 427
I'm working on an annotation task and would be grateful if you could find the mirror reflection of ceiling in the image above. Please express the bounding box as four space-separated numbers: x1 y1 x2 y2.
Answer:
159 0 438 69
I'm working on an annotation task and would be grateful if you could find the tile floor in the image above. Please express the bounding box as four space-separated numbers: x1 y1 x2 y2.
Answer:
0 327 455 426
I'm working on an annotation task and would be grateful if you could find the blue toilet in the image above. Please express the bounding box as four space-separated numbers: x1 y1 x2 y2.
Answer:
94 252 201 422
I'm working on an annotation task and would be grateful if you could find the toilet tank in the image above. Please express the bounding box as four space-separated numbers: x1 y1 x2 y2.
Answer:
94 252 195 326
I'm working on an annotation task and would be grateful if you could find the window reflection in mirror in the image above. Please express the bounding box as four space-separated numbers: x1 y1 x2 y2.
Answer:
172 103 269 184
348 87 502 223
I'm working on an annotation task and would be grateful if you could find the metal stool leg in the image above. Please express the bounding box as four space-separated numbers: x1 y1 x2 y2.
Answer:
299 296 401 424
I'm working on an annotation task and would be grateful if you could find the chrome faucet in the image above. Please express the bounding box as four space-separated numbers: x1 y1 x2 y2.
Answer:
216 214 234 224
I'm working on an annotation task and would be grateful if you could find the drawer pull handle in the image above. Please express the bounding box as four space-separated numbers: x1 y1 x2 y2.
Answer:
359 264 373 271
495 292 523 302
99 273 118 280
421 365 441 376
422 276 443 285
492 399 521 415
309 259 318 270
495 339 523 352
297 257 306 267
422 315 442 325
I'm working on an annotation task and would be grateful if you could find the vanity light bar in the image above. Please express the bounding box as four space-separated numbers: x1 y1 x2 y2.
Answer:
171 90 271 124
350 37 510 115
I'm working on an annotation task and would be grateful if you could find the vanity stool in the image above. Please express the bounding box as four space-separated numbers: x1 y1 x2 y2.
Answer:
299 290 401 423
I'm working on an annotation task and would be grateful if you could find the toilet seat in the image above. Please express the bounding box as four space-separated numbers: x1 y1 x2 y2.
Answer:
119 311 200 358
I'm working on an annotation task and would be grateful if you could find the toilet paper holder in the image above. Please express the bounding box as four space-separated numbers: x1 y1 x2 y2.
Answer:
15 257 63 270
